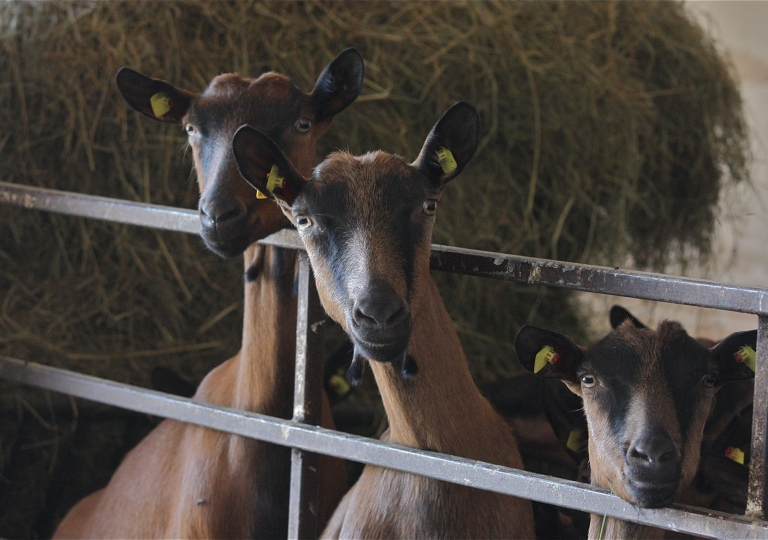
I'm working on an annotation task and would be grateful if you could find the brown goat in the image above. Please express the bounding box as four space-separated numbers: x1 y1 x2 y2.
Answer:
516 320 756 539
232 102 536 538
53 50 363 538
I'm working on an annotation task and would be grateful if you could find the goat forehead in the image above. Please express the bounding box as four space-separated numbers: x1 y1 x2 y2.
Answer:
189 73 303 133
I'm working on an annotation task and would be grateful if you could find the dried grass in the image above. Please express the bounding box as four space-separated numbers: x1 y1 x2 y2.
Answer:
0 1 748 536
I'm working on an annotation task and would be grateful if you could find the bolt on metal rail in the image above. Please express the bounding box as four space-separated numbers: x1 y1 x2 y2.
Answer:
1 181 767 538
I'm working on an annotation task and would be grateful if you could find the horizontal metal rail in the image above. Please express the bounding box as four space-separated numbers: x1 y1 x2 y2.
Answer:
2 354 766 539
3 181 766 314
2 181 768 535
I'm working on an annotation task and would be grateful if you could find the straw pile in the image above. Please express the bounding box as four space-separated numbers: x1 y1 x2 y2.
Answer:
0 1 747 536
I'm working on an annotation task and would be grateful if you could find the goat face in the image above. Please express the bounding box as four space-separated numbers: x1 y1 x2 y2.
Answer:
516 322 756 508
232 102 479 367
115 49 363 258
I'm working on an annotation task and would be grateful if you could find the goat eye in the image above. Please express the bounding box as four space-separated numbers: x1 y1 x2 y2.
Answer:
423 199 438 215
581 375 596 388
295 119 312 133
702 374 718 388
296 216 313 230
185 124 196 136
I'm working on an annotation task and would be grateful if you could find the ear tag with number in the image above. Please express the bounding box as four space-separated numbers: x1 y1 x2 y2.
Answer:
436 147 457 175
150 92 172 118
256 164 285 199
534 345 560 374
725 446 745 465
734 345 756 372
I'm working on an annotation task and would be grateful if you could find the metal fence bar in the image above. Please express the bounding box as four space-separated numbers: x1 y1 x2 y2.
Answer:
2 182 766 314
1 354 766 539
747 315 768 518
288 254 325 539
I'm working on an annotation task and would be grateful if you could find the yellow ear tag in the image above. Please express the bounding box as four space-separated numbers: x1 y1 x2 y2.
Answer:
150 92 172 118
256 164 285 200
533 345 560 374
329 369 351 398
725 446 745 465
566 428 584 453
734 345 756 372
436 147 457 175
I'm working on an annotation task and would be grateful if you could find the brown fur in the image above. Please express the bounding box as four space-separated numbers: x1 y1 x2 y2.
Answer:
54 54 364 537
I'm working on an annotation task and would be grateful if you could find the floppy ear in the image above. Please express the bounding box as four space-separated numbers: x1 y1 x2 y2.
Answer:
609 305 647 330
115 68 196 123
311 48 365 123
515 325 584 384
712 330 758 383
411 101 479 188
232 125 307 209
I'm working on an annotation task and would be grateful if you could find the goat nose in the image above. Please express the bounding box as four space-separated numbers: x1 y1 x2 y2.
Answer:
199 196 246 230
627 431 680 470
353 284 408 328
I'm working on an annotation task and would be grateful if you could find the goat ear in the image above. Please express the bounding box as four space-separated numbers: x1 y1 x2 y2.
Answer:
232 125 307 208
115 68 196 123
515 325 583 383
609 305 647 330
312 48 364 123
412 101 479 189
712 330 758 383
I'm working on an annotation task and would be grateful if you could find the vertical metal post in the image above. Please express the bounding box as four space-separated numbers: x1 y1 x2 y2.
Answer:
287 253 325 539
747 315 768 518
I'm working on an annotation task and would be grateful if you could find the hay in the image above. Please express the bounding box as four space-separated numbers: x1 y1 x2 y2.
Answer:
0 1 748 535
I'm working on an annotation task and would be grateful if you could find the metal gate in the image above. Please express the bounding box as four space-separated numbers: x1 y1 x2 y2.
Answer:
1 180 767 538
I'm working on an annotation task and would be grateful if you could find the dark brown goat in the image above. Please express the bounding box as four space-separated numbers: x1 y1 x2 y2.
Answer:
232 102 536 538
53 49 363 538
516 319 756 539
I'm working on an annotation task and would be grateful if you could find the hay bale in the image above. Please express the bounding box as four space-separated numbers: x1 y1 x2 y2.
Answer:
0 2 748 535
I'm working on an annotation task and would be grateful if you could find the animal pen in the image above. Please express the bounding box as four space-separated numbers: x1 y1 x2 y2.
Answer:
1 180 768 539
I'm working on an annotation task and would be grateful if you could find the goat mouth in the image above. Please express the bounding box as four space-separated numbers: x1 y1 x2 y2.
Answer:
624 479 679 508
349 331 411 363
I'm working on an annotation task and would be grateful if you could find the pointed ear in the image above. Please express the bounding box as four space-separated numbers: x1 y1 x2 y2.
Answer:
311 48 364 123
515 325 584 384
411 101 479 188
609 305 647 330
115 68 196 123
712 330 758 383
232 125 307 208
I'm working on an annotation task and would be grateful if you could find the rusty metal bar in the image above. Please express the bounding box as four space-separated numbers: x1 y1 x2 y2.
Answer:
747 316 768 518
288 254 325 539
2 182 766 314
1 354 766 539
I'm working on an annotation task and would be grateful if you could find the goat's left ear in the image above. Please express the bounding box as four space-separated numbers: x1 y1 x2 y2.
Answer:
412 101 479 188
609 305 648 330
232 125 307 210
312 48 365 123
515 325 584 384
712 330 758 382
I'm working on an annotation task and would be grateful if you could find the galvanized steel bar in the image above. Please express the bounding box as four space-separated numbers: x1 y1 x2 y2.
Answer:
0 180 200 234
747 316 768 518
288 255 325 539
1 355 766 539
429 244 768 316
2 182 766 314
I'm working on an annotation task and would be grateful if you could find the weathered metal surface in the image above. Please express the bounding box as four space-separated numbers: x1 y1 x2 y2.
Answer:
1 355 766 539
3 183 767 313
0 180 200 234
429 244 768 316
747 316 768 518
288 255 325 539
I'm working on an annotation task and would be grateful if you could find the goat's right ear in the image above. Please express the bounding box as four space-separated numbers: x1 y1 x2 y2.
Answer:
115 68 196 123
232 125 307 209
412 101 479 189
609 305 648 330
515 325 584 384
